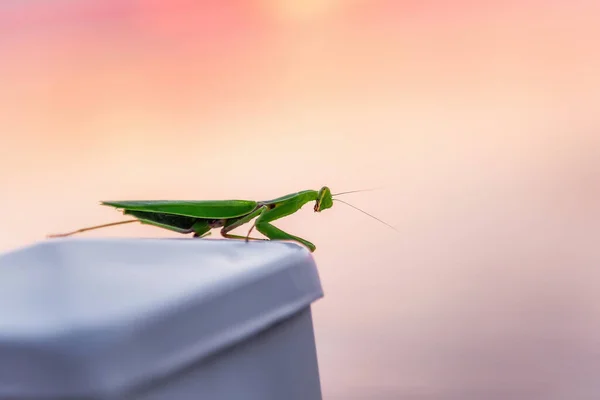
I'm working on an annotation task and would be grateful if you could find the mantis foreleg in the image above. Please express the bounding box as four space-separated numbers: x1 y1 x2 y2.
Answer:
251 201 317 252
219 207 268 241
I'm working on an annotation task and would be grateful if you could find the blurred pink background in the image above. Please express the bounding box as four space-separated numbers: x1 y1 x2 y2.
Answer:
2 1 600 398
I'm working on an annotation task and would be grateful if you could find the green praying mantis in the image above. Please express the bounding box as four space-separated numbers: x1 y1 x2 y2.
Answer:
47 186 397 252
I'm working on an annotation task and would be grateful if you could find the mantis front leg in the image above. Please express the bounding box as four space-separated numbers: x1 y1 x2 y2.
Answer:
219 207 268 241
250 201 317 252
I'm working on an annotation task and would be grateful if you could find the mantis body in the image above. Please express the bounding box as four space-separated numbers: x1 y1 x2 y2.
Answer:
48 186 395 252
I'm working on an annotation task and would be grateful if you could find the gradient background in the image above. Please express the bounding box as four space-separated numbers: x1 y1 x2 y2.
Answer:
2 1 600 398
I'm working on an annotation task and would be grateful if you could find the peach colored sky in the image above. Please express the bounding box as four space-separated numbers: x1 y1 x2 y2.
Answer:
2 1 600 398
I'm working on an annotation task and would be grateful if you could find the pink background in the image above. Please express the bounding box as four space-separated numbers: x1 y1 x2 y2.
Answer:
2 1 600 398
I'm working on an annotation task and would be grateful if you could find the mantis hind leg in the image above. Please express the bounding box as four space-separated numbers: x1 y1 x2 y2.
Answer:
252 203 316 252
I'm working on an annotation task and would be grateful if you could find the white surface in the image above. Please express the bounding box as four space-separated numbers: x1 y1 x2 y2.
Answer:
137 307 322 400
0 238 323 399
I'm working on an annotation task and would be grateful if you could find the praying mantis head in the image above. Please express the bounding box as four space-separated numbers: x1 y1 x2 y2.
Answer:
314 186 334 212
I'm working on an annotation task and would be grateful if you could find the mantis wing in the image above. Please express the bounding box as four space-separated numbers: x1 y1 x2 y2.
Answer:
101 200 258 219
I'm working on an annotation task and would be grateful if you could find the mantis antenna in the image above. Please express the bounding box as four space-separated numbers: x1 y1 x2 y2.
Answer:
333 198 398 232
330 186 397 231
332 187 384 196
